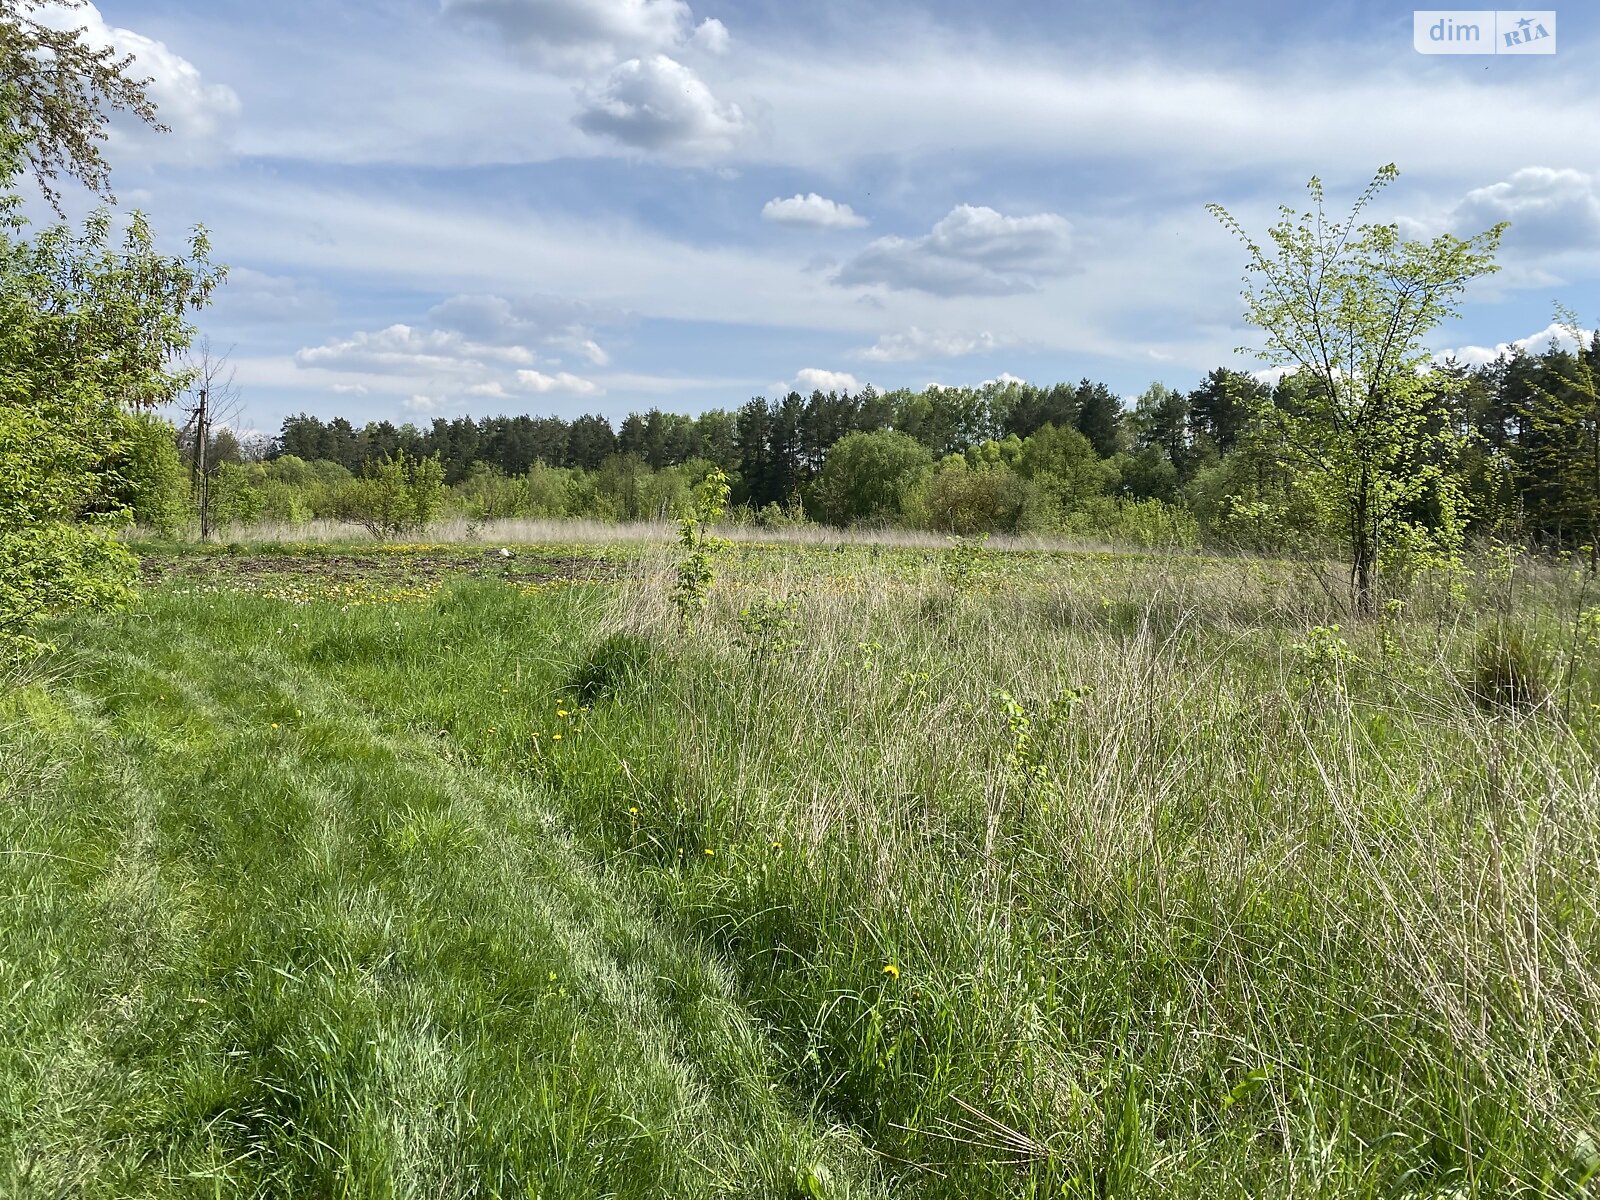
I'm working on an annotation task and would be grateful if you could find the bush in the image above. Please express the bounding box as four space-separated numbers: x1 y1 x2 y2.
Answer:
336 450 446 538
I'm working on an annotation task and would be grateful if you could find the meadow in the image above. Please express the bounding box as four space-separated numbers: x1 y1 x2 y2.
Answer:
3 534 1598 1198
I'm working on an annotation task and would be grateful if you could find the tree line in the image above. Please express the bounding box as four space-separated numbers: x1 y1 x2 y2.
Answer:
251 339 1598 562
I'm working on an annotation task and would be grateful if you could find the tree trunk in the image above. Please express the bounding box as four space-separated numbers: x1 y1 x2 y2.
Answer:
1351 467 1376 616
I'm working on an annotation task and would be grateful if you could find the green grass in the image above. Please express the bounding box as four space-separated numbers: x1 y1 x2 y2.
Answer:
3 542 1599 1197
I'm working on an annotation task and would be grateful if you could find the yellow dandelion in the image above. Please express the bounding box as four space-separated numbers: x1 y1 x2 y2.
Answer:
704 848 714 856
271 723 280 730
770 840 782 851
552 733 562 741
881 962 900 979
629 806 639 814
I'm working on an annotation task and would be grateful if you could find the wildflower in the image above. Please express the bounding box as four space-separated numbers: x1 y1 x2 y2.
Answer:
557 709 570 718
882 962 900 980
271 723 280 729
770 840 782 851
629 806 639 815
552 733 562 741
704 848 714 856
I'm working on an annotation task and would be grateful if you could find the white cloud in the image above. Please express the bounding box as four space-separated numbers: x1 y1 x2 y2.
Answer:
38 2 240 163
1447 168 1600 253
440 0 695 70
793 367 861 393
295 324 538 375
575 54 747 158
762 193 868 230
516 369 603 394
330 383 369 396
404 393 457 413
835 205 1075 296
425 293 614 359
859 327 999 362
691 17 729 53
981 373 1026 388
1435 321 1586 367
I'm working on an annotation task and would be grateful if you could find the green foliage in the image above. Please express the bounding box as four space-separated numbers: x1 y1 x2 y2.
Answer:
106 411 189 535
1059 495 1200 548
734 592 801 660
812 430 931 526
909 458 1031 535
941 534 993 592
0 112 221 659
336 450 447 538
0 2 163 207
1209 166 1504 612
671 467 731 622
1291 623 1357 693
1521 307 1600 571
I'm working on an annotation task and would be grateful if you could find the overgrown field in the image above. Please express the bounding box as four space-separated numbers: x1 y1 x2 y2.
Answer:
3 540 1599 1198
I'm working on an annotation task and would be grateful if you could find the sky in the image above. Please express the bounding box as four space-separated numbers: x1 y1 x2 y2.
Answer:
27 0 1600 436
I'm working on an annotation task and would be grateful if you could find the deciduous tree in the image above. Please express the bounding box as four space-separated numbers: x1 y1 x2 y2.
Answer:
1208 166 1504 612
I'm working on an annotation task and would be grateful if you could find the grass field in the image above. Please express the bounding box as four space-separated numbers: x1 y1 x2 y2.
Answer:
3 539 1599 1198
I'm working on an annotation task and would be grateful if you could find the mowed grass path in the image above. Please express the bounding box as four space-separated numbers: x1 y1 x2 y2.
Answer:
3 543 1599 1197
1 582 878 1198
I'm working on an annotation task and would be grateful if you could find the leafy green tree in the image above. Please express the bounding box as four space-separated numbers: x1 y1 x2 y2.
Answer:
1 0 163 207
1 104 220 657
909 457 1030 535
1522 309 1600 569
1014 423 1116 521
1209 166 1504 612
337 451 446 538
111 412 190 535
1187 368 1263 456
811 430 932 526
1129 383 1191 478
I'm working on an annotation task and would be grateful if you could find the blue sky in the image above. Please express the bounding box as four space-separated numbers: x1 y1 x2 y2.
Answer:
37 0 1600 435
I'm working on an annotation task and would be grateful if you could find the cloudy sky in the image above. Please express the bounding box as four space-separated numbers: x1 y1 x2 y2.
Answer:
33 0 1600 433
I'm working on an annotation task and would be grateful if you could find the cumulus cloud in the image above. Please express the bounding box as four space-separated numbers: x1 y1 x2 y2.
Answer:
516 369 603 394
293 293 616 405
1446 167 1600 253
793 367 861 393
575 54 747 157
762 193 867 230
38 2 240 161
835 205 1076 296
691 17 729 53
440 0 695 70
1435 321 1586 368
859 327 999 362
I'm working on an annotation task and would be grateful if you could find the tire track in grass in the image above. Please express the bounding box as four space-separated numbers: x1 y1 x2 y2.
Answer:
2 611 884 1198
